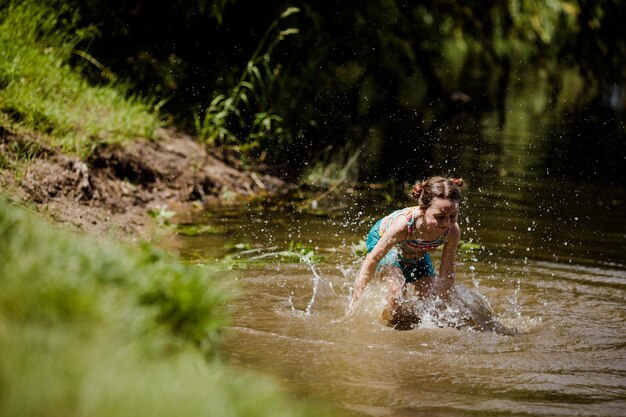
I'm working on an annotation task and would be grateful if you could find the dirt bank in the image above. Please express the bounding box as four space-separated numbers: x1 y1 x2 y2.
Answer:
0 127 289 238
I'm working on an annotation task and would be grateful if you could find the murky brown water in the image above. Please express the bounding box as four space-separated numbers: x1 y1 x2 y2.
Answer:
165 112 626 416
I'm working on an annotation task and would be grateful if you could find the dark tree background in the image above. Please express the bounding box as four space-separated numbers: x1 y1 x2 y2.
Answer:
40 0 626 179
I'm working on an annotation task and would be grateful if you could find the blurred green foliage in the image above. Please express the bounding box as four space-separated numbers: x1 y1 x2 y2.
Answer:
0 198 336 417
1 0 624 177
0 197 229 353
44 0 622 162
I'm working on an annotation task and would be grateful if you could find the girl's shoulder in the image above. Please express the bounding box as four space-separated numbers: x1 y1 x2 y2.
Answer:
399 206 419 228
381 209 412 237
385 207 416 224
393 206 419 219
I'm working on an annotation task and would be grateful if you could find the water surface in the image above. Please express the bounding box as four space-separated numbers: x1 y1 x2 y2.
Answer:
166 112 625 417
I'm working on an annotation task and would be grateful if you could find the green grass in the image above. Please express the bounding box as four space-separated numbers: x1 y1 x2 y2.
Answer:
0 0 160 158
0 198 333 417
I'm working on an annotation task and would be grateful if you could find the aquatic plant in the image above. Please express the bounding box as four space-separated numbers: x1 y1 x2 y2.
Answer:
351 240 368 258
146 208 223 236
147 206 176 226
459 240 484 253
174 223 223 236
223 241 325 270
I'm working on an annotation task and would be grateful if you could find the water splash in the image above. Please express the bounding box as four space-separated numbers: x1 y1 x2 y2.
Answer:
347 281 519 335
511 277 522 319
300 251 334 315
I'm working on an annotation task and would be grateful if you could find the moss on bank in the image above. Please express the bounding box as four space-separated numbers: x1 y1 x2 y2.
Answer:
0 199 332 417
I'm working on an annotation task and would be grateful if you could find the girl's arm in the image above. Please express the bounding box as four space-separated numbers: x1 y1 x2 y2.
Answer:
350 217 408 307
437 223 461 299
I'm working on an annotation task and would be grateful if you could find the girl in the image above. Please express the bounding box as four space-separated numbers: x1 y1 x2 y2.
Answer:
350 176 464 329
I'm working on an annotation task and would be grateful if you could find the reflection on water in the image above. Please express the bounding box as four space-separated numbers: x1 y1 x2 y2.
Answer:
164 112 625 417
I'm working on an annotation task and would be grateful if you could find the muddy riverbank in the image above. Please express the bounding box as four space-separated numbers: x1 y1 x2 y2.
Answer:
0 126 290 238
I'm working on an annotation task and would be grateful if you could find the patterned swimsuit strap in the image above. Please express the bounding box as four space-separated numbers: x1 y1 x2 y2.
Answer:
405 207 418 236
384 207 418 237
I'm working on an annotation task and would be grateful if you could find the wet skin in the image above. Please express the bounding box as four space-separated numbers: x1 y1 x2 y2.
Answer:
355 198 462 328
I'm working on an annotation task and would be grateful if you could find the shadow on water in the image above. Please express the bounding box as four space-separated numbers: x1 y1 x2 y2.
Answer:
159 108 625 417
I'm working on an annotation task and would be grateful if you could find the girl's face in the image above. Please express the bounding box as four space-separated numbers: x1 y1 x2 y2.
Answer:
421 198 459 231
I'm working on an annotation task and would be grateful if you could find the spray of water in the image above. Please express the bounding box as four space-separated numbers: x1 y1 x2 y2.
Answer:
292 251 335 316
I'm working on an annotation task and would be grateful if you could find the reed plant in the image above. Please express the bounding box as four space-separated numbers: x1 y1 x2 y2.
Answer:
195 8 299 161
0 198 331 417
0 0 159 159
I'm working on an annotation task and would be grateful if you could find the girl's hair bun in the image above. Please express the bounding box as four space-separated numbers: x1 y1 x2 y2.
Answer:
411 182 425 199
451 178 465 188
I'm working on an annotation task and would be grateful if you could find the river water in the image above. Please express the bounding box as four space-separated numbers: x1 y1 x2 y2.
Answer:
166 112 625 416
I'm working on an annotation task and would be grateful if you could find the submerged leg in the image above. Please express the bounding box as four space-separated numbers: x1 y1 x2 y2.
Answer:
380 267 416 330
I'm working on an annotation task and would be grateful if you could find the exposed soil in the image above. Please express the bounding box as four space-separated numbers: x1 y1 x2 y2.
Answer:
0 127 290 238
